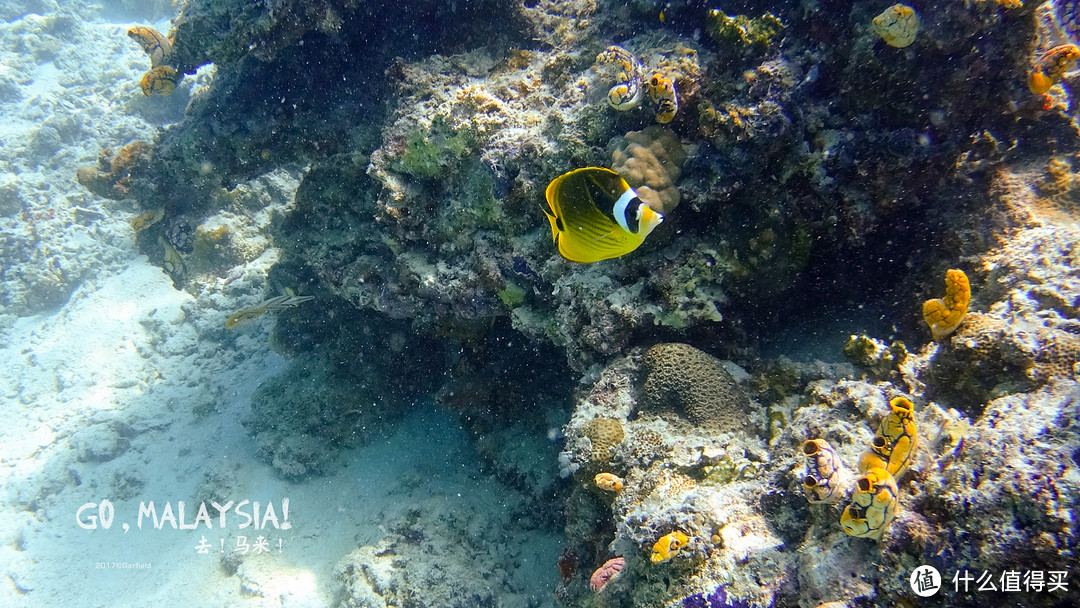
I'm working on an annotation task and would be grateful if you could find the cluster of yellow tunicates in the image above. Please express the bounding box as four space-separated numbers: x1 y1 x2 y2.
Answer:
800 396 918 540
595 46 679 124
127 26 181 96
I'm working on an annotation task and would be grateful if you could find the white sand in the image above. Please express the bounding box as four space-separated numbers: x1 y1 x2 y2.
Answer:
0 3 561 607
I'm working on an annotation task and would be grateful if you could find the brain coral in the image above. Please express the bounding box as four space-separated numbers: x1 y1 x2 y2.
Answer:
610 126 687 215
640 343 752 433
581 417 625 466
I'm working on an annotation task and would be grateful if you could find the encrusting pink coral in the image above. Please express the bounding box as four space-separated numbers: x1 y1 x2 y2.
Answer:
589 557 625 592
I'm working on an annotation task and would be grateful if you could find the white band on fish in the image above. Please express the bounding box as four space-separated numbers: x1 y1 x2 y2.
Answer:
612 187 638 233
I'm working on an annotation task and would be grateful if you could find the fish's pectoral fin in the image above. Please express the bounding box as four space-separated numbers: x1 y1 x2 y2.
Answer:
587 227 620 244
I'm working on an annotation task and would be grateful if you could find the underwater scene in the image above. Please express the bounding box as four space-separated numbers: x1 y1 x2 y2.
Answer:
1 0 1079 607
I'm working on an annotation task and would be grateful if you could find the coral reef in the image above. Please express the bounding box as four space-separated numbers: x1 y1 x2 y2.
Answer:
110 0 1051 377
557 350 781 607
580 417 625 471
55 1 1080 605
555 206 1080 605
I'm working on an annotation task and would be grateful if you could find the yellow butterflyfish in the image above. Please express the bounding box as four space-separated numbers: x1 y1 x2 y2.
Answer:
543 167 663 264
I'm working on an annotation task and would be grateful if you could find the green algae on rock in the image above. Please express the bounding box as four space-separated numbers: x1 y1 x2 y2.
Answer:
706 9 784 48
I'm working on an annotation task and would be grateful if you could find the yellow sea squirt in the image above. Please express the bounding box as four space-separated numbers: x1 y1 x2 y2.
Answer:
872 4 919 49
650 530 689 563
840 467 899 540
862 396 918 477
922 268 970 341
1028 44 1080 95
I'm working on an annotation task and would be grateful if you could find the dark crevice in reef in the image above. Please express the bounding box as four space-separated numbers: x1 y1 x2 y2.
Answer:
152 0 534 211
